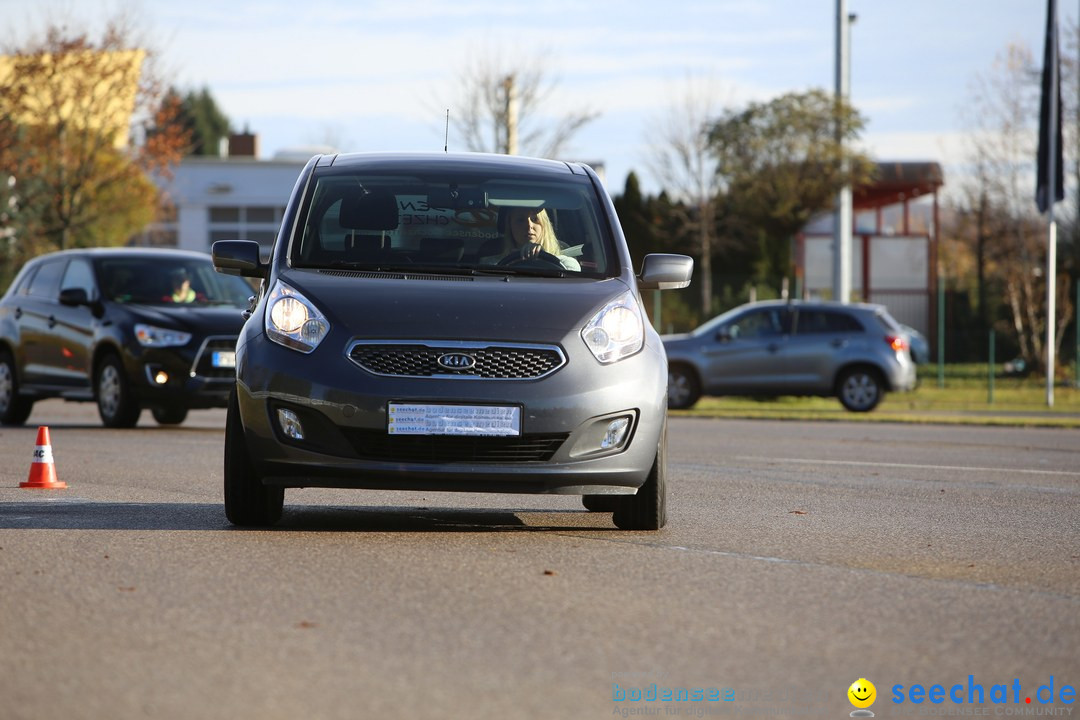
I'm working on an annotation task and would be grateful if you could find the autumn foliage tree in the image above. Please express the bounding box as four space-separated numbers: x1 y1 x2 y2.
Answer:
0 17 188 285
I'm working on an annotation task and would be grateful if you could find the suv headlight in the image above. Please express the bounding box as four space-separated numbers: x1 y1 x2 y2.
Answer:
265 280 330 353
581 291 644 364
134 324 192 348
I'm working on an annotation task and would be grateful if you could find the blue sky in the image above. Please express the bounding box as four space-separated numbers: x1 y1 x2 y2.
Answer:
0 0 1057 197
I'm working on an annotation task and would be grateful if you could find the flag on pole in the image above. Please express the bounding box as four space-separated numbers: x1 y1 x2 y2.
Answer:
1036 0 1063 213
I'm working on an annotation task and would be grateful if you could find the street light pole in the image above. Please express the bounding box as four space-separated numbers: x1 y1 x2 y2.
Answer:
832 1 854 304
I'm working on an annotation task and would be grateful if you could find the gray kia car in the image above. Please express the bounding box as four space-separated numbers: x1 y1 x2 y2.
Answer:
663 300 917 412
212 152 693 530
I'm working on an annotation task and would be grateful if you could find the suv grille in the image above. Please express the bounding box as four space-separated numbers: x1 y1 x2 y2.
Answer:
190 336 238 380
341 429 568 463
348 342 565 379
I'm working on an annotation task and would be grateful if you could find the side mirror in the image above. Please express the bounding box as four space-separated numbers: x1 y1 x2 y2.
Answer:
58 287 89 307
213 240 266 278
638 253 693 290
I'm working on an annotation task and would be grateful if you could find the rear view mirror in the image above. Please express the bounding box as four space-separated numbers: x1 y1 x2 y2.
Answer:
638 254 693 290
213 240 266 278
58 287 89 306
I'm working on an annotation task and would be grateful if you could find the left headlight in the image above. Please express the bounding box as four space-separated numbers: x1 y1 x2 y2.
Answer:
581 290 644 364
264 280 330 353
134 324 192 348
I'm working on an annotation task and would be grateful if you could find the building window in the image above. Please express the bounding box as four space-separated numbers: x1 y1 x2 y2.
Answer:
207 205 285 253
209 206 241 223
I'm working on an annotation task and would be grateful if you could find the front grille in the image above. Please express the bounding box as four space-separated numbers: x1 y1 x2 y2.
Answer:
190 336 238 380
341 429 568 463
348 342 565 380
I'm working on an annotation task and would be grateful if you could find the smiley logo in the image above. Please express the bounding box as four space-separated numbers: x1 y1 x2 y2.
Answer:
848 678 876 709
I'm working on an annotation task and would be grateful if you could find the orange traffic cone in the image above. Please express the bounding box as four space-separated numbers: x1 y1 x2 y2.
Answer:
21 426 66 489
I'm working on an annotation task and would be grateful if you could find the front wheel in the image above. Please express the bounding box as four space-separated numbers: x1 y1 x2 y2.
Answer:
224 390 283 526
667 365 700 410
152 406 189 425
837 367 884 412
96 355 141 428
0 349 34 426
612 421 667 531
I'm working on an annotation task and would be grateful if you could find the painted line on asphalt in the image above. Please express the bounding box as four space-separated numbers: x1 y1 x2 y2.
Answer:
568 534 1080 602
732 455 1080 478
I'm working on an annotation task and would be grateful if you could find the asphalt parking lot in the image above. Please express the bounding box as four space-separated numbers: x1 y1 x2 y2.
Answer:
0 401 1077 719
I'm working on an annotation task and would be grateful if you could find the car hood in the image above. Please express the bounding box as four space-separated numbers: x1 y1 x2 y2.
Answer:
280 270 633 344
119 303 248 335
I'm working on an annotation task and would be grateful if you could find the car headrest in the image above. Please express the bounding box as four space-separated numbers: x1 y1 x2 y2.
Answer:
340 190 399 231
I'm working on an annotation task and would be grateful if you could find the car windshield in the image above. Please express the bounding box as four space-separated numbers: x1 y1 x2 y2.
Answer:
290 169 614 278
96 256 253 307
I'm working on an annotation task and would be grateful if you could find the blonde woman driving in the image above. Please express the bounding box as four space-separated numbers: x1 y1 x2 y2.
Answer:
501 207 580 271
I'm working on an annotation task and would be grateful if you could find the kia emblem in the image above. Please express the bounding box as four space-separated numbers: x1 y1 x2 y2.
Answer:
438 352 476 370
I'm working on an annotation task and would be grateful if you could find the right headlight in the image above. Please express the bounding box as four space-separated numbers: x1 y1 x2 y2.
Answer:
581 290 644 364
264 280 329 353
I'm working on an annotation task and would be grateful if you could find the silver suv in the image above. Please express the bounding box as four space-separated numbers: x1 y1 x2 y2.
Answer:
662 300 917 412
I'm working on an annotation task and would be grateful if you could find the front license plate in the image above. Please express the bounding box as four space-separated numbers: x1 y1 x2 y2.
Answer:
211 351 236 368
388 403 521 436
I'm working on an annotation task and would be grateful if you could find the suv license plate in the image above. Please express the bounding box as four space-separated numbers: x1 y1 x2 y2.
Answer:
212 351 236 368
388 403 521 436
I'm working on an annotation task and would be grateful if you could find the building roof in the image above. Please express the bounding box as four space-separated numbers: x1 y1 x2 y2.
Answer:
854 162 944 210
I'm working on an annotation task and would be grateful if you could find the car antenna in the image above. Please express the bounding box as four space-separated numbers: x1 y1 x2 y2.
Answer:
444 108 450 153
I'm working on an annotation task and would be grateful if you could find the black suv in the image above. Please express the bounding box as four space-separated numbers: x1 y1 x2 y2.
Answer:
0 248 254 427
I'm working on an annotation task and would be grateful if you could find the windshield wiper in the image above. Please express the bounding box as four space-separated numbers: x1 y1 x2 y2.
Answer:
474 264 567 279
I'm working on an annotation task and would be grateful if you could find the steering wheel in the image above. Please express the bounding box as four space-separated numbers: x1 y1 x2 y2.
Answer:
497 250 564 269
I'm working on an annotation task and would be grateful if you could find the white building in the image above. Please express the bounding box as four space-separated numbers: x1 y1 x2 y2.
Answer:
142 134 327 256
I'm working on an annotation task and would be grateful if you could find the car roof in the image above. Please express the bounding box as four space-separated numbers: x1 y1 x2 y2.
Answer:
738 299 885 313
26 247 213 264
315 151 591 178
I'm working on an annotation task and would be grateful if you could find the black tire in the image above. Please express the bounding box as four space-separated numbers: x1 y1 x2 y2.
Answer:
0 349 34 426
96 354 141 428
667 364 700 410
151 406 189 425
582 495 619 512
837 366 884 412
224 390 283 526
612 420 667 531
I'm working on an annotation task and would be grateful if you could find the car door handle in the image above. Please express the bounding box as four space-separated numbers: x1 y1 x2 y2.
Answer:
766 343 780 353
13 307 21 320
831 338 847 348
48 315 57 329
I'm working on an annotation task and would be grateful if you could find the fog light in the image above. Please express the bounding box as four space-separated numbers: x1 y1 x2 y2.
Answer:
277 408 305 440
153 370 169 385
601 417 631 449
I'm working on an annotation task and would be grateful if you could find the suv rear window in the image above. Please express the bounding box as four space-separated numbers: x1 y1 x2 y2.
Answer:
796 309 864 334
290 169 613 277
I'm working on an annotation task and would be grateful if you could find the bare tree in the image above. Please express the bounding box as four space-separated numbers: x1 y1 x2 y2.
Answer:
450 49 598 158
955 43 1074 371
646 76 726 316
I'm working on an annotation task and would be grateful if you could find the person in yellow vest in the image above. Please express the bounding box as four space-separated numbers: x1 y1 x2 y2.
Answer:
169 268 196 303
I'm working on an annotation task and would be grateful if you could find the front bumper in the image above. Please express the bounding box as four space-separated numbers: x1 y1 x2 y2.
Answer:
235 331 669 495
128 335 237 409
